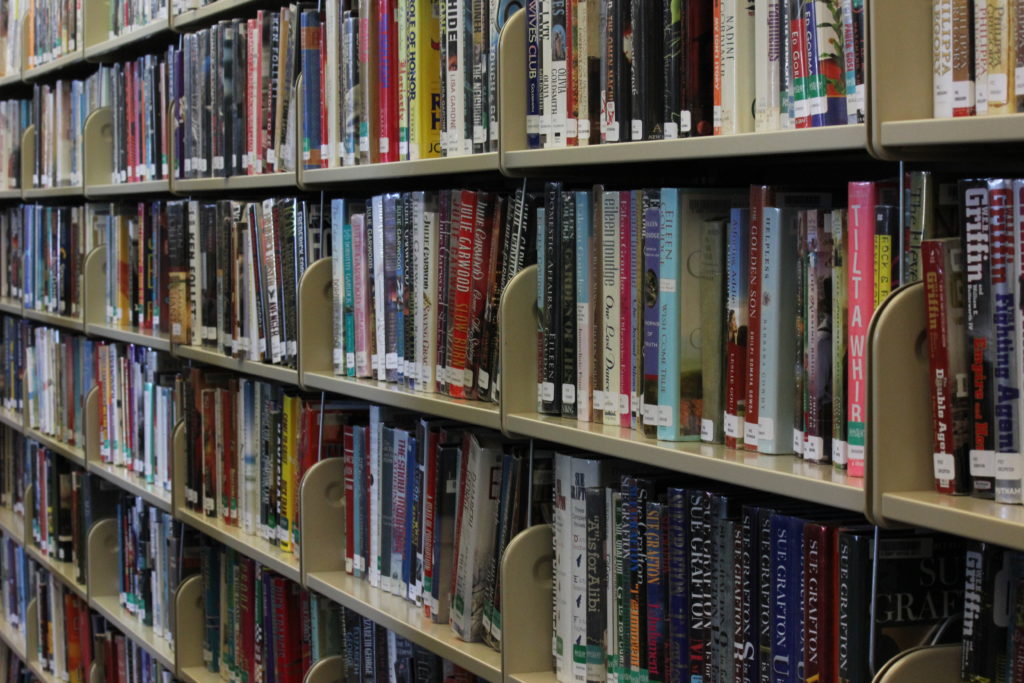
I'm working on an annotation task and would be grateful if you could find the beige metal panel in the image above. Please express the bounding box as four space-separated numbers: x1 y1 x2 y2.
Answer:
497 9 527 166
174 344 300 385
20 125 33 193
86 179 172 199
498 265 538 434
23 51 86 82
302 655 344 683
22 309 85 332
500 525 553 683
172 574 205 676
24 427 86 467
0 297 21 315
872 644 961 683
300 154 501 188
170 0 259 32
84 19 170 61
298 456 345 580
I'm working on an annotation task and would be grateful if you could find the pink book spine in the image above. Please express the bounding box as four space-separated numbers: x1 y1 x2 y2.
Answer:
619 191 632 428
846 181 876 477
352 213 372 378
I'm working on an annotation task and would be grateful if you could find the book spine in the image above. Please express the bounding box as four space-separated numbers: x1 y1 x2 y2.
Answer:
449 191 475 399
526 0 542 148
657 189 679 439
687 490 711 682
378 0 399 162
618 191 633 429
754 0 782 131
641 190 661 437
601 190 620 426
846 181 876 477
560 192 577 417
300 11 322 168
840 0 865 123
700 219 725 444
585 485 607 683
745 187 770 450
666 489 688 682
952 0 975 116
576 191 595 422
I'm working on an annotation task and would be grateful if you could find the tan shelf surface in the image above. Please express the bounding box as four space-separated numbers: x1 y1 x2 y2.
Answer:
0 73 21 88
306 571 502 682
85 322 172 351
170 0 259 30
84 20 170 60
176 507 300 582
502 124 867 173
0 297 22 315
301 153 500 186
879 114 1024 148
509 674 557 683
25 546 87 598
175 345 299 385
89 595 176 670
303 372 501 430
23 309 85 332
23 51 85 81
24 428 86 466
505 413 865 512
0 189 22 201
171 171 296 194
0 410 23 432
882 490 1024 552
22 185 84 199
0 506 24 544
0 613 26 660
179 666 222 683
86 461 172 512
85 178 171 199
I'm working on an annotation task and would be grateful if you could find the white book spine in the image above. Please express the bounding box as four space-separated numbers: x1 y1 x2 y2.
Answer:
540 0 552 146
331 199 346 375
424 200 439 393
368 407 382 588
569 456 604 683
551 452 571 682
754 0 781 131
326 0 340 166
373 196 386 379
576 192 593 422
414 193 427 391
974 0 989 115
722 0 755 134
601 192 620 426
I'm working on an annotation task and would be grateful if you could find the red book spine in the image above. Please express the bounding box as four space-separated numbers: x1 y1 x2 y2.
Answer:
248 18 260 175
115 635 126 683
745 186 771 450
138 205 146 329
299 588 312 674
466 194 493 400
376 0 398 162
923 239 964 494
448 191 476 399
802 523 837 683
619 191 633 428
565 0 577 146
846 181 877 477
343 424 355 574
240 558 254 683
78 595 91 675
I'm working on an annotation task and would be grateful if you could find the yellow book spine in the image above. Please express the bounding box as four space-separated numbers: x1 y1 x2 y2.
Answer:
279 394 296 553
415 0 442 159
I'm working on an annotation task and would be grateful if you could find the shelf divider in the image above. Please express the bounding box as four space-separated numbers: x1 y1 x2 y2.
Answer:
302 655 343 683
873 644 961 682
86 517 119 601
496 9 526 175
172 574 205 676
84 247 105 328
500 524 552 683
83 107 114 189
20 125 33 193
497 265 537 435
298 456 345 579
297 257 334 386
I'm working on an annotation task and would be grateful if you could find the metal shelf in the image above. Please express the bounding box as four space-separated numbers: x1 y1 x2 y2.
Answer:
84 20 171 61
0 609 26 661
306 571 502 682
22 50 86 82
300 153 500 187
0 73 22 89
22 309 85 332
0 297 21 316
22 185 84 199
85 322 172 352
0 505 24 544
303 371 501 430
175 507 301 583
85 178 172 199
882 491 1024 553
170 171 296 195
0 410 23 432
89 595 176 670
0 189 22 201
24 428 86 466
86 460 172 512
170 0 261 31
25 545 87 598
174 344 299 385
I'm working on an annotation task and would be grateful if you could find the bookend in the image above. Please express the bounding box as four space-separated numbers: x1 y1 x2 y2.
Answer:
89 660 103 683
498 264 537 436
86 518 119 602
498 524 552 682
25 598 39 671
867 282 930 525
302 654 344 683
85 386 99 466
871 644 961 682
83 248 106 328
296 257 333 387
298 456 345 581
20 125 34 191
495 9 526 176
83 107 113 188
172 574 206 678
170 421 187 514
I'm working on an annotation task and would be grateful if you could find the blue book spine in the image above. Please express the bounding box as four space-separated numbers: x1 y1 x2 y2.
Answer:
740 506 761 680
757 207 798 454
300 11 322 170
403 435 417 594
575 191 593 421
666 488 689 680
525 0 542 148
687 489 712 682
645 501 667 682
352 426 364 578
658 188 681 441
342 215 356 376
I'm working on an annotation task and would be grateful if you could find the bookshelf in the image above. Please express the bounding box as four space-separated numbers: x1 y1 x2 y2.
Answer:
0 2 1018 681
23 486 88 599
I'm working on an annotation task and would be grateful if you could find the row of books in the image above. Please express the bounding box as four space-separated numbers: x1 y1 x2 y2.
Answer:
549 452 967 683
33 566 91 682
182 372 351 548
0 317 24 415
933 0 1024 118
25 0 81 70
340 410 550 649
327 189 535 401
106 0 167 39
95 343 180 495
0 99 29 191
526 0 865 149
101 202 171 335
107 54 169 186
0 0 25 80
31 79 90 190
114 495 192 647
0 211 20 303
923 177 1024 504
0 646 30 683
93 618 174 683
24 326 93 448
300 0 506 168
535 181 917 476
26 442 92 583
171 8 299 180
21 204 90 318
0 531 28 636
0 428 25 516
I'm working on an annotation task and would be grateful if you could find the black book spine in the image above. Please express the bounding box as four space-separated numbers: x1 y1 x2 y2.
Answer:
836 530 868 683
682 0 714 136
663 0 682 137
435 192 452 395
606 0 631 142
201 203 217 347
539 182 562 414
962 541 1005 682
477 195 508 401
280 199 297 365
559 191 577 418
215 202 230 355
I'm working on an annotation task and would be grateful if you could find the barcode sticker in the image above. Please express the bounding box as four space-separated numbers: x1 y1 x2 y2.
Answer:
744 421 760 445
346 352 355 370
577 119 589 140
833 440 847 465
660 278 676 293
541 382 555 402
631 119 643 140
664 122 679 139
793 429 804 454
700 419 714 442
464 369 474 387
385 352 398 370
562 383 576 405
933 452 956 483
1017 67 1024 95
658 405 673 428
605 120 619 142
333 349 343 367
642 403 658 425
680 110 692 133
593 390 604 411
759 417 775 442
478 370 490 391
380 137 390 155
604 392 618 413
724 414 740 439
990 74 1009 104
996 452 1022 480
619 393 630 415
970 449 995 477
805 436 825 462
